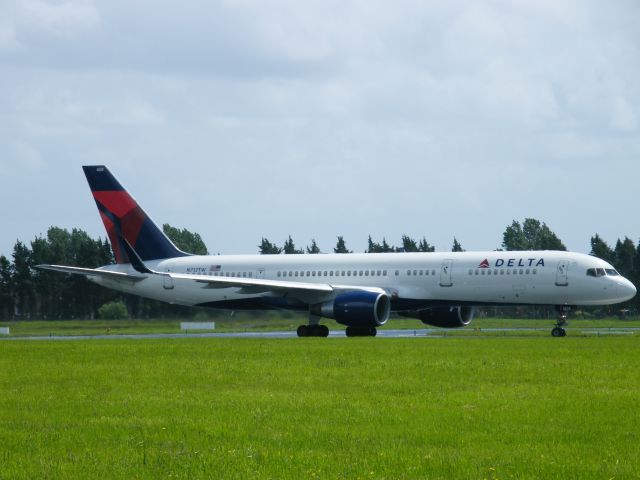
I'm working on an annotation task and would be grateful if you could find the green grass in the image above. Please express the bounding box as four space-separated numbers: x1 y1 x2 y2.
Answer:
1 336 639 478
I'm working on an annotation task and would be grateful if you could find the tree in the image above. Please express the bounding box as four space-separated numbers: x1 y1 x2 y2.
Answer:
418 237 435 252
452 237 464 252
614 237 636 278
590 234 614 262
0 255 13 319
29 227 117 319
367 236 394 253
258 238 282 254
306 239 321 254
502 219 566 251
367 235 381 253
97 301 129 320
11 241 34 319
401 235 419 252
502 221 526 251
163 224 208 255
283 235 304 254
334 236 352 254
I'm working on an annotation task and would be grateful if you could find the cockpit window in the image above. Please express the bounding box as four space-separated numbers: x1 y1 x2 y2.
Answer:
587 268 606 277
587 268 619 277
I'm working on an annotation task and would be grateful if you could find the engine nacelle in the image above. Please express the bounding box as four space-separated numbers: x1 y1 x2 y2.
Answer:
313 291 391 328
401 306 475 328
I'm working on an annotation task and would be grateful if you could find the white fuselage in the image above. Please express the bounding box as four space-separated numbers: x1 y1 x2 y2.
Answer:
93 250 636 310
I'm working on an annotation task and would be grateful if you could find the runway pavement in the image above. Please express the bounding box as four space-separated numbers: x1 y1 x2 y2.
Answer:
1 327 638 341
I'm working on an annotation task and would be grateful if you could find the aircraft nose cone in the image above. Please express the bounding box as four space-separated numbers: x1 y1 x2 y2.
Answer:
619 280 637 301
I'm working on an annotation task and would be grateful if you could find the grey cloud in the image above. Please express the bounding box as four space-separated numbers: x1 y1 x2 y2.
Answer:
1 0 639 257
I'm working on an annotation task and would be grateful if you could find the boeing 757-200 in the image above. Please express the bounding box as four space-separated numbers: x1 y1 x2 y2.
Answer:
37 166 636 337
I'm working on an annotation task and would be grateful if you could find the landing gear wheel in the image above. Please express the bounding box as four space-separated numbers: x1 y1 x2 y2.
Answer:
345 326 377 337
297 324 329 337
551 306 573 338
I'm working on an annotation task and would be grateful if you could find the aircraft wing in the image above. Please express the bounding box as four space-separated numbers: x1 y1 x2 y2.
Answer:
167 271 334 294
36 264 147 283
165 272 388 304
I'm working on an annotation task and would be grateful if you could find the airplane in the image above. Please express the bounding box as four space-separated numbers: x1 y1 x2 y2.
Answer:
37 166 636 338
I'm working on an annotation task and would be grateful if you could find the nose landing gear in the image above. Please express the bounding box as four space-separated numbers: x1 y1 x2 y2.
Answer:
552 305 573 337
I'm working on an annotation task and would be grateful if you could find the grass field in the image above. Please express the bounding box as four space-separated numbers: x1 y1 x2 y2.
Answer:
1 335 639 479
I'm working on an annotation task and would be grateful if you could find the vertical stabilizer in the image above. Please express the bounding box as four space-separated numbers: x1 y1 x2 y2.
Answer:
82 165 188 263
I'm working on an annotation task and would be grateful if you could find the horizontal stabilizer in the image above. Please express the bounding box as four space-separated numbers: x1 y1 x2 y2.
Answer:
36 264 147 283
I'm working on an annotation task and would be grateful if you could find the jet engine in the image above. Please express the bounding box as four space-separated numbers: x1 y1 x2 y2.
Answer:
400 306 475 328
312 291 391 327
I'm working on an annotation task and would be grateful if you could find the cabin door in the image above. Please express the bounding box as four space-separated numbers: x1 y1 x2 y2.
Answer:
440 259 453 287
555 259 569 286
163 265 174 290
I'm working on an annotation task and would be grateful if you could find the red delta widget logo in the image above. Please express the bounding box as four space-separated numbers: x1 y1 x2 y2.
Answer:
478 258 545 268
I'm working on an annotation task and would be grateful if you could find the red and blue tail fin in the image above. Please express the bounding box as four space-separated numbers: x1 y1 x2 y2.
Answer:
82 165 188 264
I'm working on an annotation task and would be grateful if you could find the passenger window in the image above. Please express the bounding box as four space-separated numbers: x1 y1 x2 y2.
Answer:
407 270 411 276
395 270 399 276
532 269 537 274
365 271 369 276
383 270 387 276
413 270 417 276
526 269 530 274
312 271 316 277
475 270 479 275
359 270 363 276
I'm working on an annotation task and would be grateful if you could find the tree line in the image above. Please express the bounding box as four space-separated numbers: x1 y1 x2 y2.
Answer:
0 218 638 320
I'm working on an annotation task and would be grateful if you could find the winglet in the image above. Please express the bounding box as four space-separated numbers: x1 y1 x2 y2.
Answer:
119 235 155 274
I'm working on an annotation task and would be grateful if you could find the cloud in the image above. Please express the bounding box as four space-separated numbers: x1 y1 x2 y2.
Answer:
0 1 639 256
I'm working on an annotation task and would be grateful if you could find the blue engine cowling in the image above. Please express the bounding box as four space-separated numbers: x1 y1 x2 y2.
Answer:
315 291 391 328
400 306 474 328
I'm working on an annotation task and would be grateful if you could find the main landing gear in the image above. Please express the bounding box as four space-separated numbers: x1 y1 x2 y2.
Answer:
551 305 573 337
297 313 329 337
345 326 377 337
296 324 329 337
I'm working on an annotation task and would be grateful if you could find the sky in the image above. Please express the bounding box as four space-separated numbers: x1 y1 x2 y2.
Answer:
1 0 639 258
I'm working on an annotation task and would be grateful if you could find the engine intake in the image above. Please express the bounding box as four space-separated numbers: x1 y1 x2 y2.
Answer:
400 306 475 328
313 291 391 328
